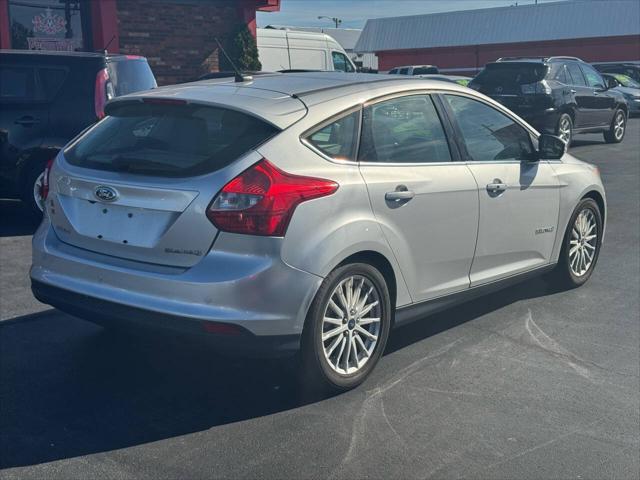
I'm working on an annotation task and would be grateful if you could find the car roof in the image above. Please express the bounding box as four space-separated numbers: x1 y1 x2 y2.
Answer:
107 72 468 129
0 49 141 61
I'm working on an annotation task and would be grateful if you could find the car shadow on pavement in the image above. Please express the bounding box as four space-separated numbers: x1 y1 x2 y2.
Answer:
0 200 40 237
0 275 560 469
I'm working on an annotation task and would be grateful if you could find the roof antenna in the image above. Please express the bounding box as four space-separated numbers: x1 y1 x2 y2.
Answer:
100 34 116 54
215 37 252 83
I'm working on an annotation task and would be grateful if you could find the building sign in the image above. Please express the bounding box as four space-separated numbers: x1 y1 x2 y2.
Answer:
32 7 66 35
26 7 75 51
8 0 87 52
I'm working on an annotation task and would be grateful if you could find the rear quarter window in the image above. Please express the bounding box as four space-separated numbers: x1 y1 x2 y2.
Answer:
64 103 278 177
107 60 157 97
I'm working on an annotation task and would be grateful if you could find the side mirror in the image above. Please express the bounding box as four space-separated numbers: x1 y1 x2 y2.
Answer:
538 134 567 160
604 76 619 89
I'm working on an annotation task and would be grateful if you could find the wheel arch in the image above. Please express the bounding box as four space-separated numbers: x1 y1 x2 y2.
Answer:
582 189 606 225
17 147 60 192
336 250 399 323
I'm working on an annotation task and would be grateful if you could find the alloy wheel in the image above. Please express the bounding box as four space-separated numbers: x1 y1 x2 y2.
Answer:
32 171 45 212
614 112 625 141
558 116 572 144
569 208 598 277
321 275 382 375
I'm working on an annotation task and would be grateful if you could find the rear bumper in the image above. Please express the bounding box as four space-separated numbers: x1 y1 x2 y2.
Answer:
30 219 322 350
31 280 300 357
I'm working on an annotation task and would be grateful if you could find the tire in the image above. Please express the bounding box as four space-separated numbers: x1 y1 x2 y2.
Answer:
21 162 46 218
299 262 392 394
604 109 626 143
548 198 603 289
556 113 573 146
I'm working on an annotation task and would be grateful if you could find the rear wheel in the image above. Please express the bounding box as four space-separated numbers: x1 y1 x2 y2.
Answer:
21 162 47 218
556 113 573 146
604 109 626 143
300 263 391 393
549 198 602 289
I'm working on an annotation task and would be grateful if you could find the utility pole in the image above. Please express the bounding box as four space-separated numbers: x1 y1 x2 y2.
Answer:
317 16 342 28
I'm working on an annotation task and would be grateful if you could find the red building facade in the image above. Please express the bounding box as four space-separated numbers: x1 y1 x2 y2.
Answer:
377 35 640 75
0 0 280 84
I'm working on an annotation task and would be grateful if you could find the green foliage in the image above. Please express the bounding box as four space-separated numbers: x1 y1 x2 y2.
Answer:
220 25 261 72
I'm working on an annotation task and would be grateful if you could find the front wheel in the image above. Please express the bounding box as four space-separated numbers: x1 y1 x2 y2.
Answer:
299 263 391 393
604 109 626 143
549 198 603 289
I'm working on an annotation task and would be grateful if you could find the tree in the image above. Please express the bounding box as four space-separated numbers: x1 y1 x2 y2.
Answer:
220 24 261 72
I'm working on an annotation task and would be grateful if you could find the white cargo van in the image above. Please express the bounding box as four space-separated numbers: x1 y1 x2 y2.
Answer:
257 28 356 72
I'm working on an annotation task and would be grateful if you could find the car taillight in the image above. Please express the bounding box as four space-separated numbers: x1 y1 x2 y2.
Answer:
207 159 338 236
40 157 55 202
94 68 113 119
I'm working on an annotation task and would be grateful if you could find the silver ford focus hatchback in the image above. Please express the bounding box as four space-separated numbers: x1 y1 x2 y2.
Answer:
31 72 606 391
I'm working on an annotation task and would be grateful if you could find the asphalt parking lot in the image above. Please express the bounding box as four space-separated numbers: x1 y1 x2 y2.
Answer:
1 120 638 480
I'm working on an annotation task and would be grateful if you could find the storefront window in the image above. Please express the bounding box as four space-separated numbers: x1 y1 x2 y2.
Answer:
9 0 91 51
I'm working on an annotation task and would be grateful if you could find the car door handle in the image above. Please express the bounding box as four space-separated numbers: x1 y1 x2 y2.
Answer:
385 186 415 202
486 180 507 193
14 116 41 126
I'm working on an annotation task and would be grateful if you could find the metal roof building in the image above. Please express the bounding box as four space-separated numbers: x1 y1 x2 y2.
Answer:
355 0 640 73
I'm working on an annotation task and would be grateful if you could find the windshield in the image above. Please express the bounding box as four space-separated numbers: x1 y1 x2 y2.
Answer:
612 74 640 88
64 103 278 177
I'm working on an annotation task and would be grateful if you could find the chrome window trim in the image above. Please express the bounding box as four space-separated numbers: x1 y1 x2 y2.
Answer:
299 87 561 167
299 104 362 165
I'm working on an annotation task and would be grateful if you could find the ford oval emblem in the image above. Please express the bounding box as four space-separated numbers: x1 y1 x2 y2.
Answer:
94 185 118 202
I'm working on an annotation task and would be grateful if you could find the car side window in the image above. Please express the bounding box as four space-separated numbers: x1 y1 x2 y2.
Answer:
399 68 409 75
332 52 354 72
444 94 533 162
0 66 37 102
306 110 359 161
358 95 452 163
580 64 606 89
566 62 587 87
388 68 398 75
38 67 68 100
554 64 569 84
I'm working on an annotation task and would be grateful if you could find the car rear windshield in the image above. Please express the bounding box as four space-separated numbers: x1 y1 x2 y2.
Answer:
64 103 278 177
107 59 157 96
473 63 549 90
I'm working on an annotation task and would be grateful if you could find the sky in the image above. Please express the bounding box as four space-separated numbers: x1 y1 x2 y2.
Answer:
257 0 570 29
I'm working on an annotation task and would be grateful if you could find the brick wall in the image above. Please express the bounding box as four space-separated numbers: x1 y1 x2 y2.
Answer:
116 0 241 85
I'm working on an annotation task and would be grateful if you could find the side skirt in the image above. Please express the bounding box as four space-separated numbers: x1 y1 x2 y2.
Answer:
394 264 556 328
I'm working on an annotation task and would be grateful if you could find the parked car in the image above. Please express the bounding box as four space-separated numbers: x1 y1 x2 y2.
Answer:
601 73 640 116
593 63 640 83
257 28 356 72
388 65 439 75
0 50 156 216
468 56 628 146
31 72 606 392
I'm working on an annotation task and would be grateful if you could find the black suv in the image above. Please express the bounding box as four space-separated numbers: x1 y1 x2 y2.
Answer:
469 56 628 147
0 50 156 216
594 63 640 83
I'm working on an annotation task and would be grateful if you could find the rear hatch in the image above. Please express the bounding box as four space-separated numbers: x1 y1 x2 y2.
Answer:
49 98 286 267
471 62 548 95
